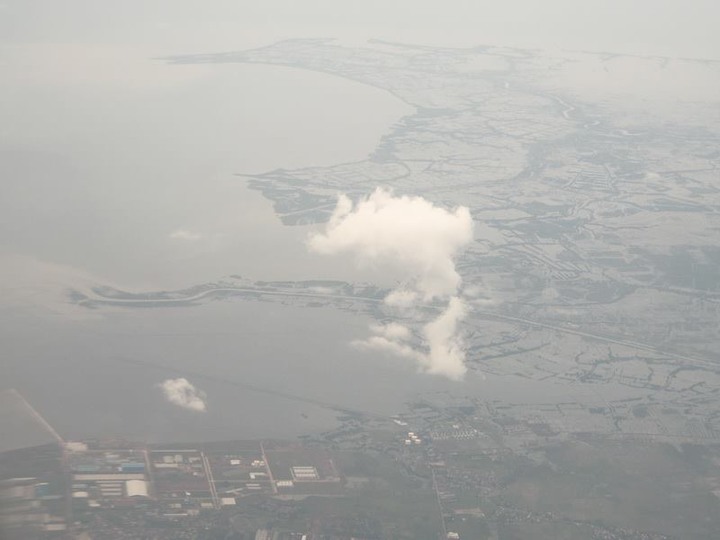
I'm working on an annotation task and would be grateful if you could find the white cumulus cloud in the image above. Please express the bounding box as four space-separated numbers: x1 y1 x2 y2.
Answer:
356 298 468 380
308 188 473 301
421 297 468 379
308 188 474 380
158 378 207 412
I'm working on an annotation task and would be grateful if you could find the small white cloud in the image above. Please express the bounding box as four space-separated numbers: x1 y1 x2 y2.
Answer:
169 229 202 241
158 378 207 412
369 322 413 341
354 334 423 361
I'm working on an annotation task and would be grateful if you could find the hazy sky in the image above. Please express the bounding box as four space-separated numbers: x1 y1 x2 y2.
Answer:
1 0 718 58
0 0 716 441
1 0 717 293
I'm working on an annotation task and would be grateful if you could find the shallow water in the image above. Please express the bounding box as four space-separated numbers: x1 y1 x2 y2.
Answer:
1 295 647 443
0 49 413 290
0 46 422 440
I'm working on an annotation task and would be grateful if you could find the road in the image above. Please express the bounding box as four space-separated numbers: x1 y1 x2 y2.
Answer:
202 452 220 508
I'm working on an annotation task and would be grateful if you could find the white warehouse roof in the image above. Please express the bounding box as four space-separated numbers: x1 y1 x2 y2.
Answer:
126 479 149 497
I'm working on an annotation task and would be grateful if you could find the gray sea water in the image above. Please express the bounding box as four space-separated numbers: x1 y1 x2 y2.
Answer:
0 42 646 443
0 47 419 440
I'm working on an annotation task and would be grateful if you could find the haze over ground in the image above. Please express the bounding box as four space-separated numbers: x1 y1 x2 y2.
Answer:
2 3 720 538
1 0 718 437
